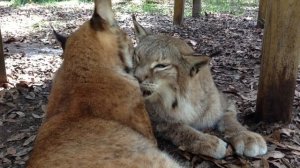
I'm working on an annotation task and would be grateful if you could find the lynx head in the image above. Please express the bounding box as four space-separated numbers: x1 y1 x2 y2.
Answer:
132 16 210 110
45 1 155 141
55 0 134 75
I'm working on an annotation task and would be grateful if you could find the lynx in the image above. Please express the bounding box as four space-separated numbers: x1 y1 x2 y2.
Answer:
132 16 267 159
26 1 182 167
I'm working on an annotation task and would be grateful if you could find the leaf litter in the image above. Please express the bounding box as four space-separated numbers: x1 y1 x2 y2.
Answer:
0 1 300 168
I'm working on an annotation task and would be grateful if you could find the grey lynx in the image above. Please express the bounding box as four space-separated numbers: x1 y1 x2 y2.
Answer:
132 16 267 159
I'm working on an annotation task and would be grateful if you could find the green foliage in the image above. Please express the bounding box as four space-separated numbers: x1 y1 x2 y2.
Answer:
77 0 92 2
201 0 258 15
10 0 92 6
114 0 172 15
11 0 64 6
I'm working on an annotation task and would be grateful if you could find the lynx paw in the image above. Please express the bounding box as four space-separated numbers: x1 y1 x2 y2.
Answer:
189 135 227 159
229 131 267 157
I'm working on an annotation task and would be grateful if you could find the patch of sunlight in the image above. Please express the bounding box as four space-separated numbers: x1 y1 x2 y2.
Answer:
42 0 92 8
0 1 12 6
1 15 44 36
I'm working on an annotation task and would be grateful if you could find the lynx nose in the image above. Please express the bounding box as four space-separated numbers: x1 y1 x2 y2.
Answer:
134 67 149 83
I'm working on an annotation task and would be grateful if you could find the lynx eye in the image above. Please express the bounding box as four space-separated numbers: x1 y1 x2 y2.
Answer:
154 64 168 69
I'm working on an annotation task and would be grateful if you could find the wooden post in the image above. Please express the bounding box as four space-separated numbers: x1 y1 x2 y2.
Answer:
257 0 268 28
255 0 300 123
0 28 7 84
192 0 201 17
173 0 185 25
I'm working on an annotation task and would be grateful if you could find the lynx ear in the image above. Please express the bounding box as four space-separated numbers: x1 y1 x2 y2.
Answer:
50 25 67 51
172 38 195 55
132 14 149 40
91 0 116 31
183 55 211 77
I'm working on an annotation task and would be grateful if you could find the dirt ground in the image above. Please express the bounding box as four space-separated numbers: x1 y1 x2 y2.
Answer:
0 1 299 168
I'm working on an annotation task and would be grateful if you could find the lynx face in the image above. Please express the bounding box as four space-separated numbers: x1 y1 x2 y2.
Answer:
134 36 184 100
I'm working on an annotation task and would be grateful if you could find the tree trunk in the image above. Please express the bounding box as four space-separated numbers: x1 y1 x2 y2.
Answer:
0 28 7 84
257 0 268 28
192 0 201 17
255 0 300 123
173 0 185 25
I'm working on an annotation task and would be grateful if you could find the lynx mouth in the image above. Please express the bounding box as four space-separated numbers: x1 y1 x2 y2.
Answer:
142 90 153 97
140 82 156 97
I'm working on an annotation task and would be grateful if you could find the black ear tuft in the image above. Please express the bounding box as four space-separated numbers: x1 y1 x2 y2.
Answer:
183 55 211 77
132 14 149 41
90 11 106 31
50 25 68 50
91 0 116 31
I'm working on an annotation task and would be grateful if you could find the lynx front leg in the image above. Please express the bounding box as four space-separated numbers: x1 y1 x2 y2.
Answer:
218 101 267 157
155 122 227 159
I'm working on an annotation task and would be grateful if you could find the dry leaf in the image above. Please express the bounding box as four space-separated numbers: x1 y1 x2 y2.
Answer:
195 161 213 168
271 129 282 142
6 102 16 108
295 90 300 98
2 157 11 164
279 128 294 137
8 113 17 119
23 135 36 146
281 158 292 168
15 111 25 118
265 137 287 148
0 90 6 103
41 104 47 113
7 133 26 142
32 113 44 119
286 145 300 152
195 155 226 168
189 40 197 46
264 151 285 159
291 151 300 155
269 161 287 168
4 118 17 123
184 39 197 46
25 92 36 100
261 158 269 168
16 147 33 157
226 164 240 168
4 37 17 43
14 160 26 165
238 93 256 101
8 88 19 100
6 147 17 156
